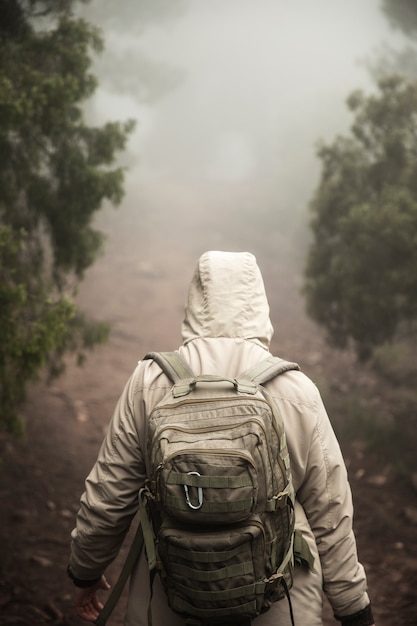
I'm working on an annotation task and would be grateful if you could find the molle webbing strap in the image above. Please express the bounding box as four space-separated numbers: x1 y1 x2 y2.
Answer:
276 532 295 575
294 529 315 570
138 489 160 626
166 472 253 489
139 489 158 571
94 520 144 626
265 482 293 511
173 579 267 602
168 543 245 563
170 560 254 582
240 356 300 385
165 494 253 514
144 351 195 383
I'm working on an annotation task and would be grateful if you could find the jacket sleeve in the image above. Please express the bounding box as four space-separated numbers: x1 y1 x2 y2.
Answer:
69 366 147 581
279 373 371 619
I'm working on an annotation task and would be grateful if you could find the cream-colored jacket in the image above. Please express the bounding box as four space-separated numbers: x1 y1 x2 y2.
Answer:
70 252 370 625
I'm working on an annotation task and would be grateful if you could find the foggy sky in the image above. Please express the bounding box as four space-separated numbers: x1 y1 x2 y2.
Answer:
78 0 408 268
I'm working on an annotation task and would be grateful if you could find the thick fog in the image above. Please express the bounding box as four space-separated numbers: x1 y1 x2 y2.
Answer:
74 0 407 351
80 1 404 232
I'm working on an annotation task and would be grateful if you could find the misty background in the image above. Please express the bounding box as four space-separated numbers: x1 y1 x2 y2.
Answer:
2 7 416 625
73 0 407 357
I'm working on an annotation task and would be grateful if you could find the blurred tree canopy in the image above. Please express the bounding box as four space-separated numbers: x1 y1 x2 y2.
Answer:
0 0 134 433
372 1 417 80
75 0 188 105
304 76 417 360
381 0 417 37
78 0 190 30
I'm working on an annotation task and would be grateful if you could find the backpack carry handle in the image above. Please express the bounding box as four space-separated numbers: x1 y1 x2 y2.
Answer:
173 375 257 398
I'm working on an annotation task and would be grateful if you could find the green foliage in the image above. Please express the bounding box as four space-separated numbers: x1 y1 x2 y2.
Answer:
370 45 417 82
304 76 417 360
381 0 417 37
78 0 189 30
0 2 133 433
75 0 188 105
373 1 417 81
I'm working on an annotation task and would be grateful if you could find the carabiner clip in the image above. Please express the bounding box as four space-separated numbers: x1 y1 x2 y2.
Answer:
184 471 203 510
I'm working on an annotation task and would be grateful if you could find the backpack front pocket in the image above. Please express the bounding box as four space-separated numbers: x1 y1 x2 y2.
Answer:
158 450 258 525
158 516 267 620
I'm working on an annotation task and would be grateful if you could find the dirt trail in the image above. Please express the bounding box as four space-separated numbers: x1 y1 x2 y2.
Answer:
1 182 417 624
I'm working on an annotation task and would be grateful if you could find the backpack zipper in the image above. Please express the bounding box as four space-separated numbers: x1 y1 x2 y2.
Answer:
152 415 286 494
158 446 257 470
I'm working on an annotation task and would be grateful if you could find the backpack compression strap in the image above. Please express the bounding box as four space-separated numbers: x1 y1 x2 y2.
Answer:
240 356 300 385
94 520 144 626
144 351 195 383
241 356 315 577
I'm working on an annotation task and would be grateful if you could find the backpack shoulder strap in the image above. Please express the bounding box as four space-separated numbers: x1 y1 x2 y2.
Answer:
240 356 300 385
144 352 299 386
144 351 195 383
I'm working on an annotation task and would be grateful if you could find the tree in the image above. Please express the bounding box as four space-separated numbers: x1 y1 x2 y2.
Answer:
75 0 188 105
304 76 417 360
369 1 417 81
381 0 417 37
0 1 134 433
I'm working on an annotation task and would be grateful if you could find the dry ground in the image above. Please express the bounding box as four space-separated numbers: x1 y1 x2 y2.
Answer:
1 184 417 625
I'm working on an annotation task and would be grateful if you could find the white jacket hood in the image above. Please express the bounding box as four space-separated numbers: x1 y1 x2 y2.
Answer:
181 251 274 349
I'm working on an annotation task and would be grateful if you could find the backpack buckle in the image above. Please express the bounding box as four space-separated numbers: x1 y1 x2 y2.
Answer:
184 471 204 510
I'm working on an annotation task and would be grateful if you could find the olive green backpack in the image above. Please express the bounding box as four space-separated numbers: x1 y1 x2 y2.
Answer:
95 351 313 626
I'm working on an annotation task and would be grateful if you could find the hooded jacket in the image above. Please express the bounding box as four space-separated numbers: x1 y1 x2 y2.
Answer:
70 251 372 626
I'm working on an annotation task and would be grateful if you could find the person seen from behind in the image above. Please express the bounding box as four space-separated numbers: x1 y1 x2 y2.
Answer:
68 250 375 626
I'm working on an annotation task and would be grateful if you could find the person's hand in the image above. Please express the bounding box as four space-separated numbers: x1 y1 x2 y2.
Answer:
73 575 111 622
